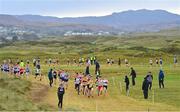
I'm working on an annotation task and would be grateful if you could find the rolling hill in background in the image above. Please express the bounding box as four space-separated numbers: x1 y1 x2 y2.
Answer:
0 9 180 38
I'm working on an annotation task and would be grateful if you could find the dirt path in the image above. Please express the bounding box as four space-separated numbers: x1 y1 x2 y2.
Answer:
26 75 179 111
29 83 49 103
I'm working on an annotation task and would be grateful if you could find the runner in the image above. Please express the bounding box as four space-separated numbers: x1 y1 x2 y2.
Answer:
34 67 41 81
125 59 129 67
53 68 57 85
90 56 93 65
107 58 110 65
25 64 30 78
57 83 65 110
0 64 3 72
155 58 159 66
49 58 52 65
93 56 96 64
87 78 94 98
13 64 20 78
73 58 77 65
103 78 108 95
33 58 36 67
74 73 81 95
81 75 88 95
110 58 114 65
26 60 30 65
67 58 70 65
96 77 103 96
149 58 153 67
82 58 85 65
3 63 9 73
19 67 24 76
60 70 69 89
9 63 14 75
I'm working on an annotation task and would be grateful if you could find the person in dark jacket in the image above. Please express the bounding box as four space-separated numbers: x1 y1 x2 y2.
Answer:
95 61 100 76
142 77 149 99
146 72 153 90
48 69 53 87
57 83 65 109
124 75 130 96
158 70 165 88
118 58 121 66
85 60 90 75
130 67 136 86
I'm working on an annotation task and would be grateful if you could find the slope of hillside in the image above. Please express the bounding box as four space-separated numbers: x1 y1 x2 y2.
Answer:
0 9 180 33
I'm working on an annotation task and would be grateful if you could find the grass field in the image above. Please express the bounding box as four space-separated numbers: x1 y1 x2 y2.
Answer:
0 34 180 111
0 63 180 111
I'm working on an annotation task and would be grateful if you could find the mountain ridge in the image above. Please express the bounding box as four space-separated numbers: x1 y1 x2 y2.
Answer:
0 9 180 33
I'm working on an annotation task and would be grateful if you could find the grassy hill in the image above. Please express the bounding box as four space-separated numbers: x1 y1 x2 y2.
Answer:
0 31 180 111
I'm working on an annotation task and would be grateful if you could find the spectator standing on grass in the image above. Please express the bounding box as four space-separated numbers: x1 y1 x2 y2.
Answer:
159 69 165 88
142 77 149 99
48 69 53 87
118 58 121 66
124 75 130 96
130 67 136 86
174 55 178 67
146 72 153 90
95 60 100 77
159 57 163 67
85 59 90 75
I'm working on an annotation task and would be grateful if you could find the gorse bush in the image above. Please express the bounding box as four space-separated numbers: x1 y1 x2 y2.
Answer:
128 46 149 52
160 46 180 54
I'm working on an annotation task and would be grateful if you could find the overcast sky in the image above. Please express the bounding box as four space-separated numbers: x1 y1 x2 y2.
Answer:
0 0 180 17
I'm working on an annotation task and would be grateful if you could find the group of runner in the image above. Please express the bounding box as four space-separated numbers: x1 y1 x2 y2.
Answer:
74 72 108 97
45 58 60 66
149 56 178 67
0 55 178 110
0 59 31 78
149 57 163 67
48 68 69 88
66 56 96 66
